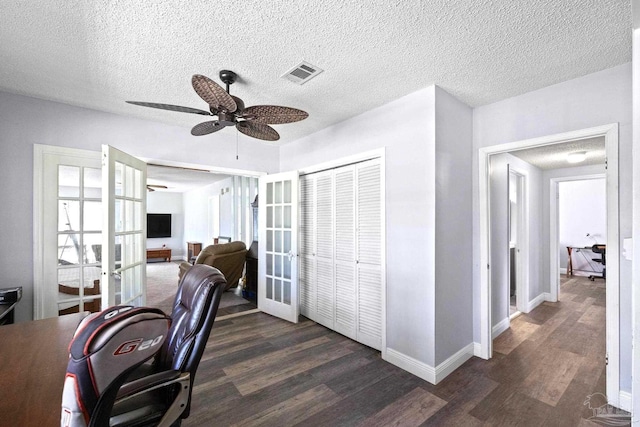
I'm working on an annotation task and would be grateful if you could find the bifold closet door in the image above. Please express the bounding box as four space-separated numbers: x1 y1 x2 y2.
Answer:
299 176 315 320
356 160 382 349
334 166 357 339
315 172 335 329
298 158 382 351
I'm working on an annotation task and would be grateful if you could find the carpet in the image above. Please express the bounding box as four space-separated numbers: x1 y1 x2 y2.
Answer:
146 261 249 314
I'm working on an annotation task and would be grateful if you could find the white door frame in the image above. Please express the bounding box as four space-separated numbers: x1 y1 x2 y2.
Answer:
478 123 620 405
549 173 606 302
507 167 528 316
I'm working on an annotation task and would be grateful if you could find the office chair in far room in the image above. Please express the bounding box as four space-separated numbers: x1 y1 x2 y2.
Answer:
589 244 606 281
61 264 227 427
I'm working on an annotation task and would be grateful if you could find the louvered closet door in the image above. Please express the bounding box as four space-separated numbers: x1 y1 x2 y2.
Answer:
297 158 383 351
299 176 316 319
334 166 357 339
314 172 335 329
356 159 383 350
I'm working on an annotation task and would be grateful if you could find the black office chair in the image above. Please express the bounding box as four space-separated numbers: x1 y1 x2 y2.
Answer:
61 264 227 427
589 244 606 281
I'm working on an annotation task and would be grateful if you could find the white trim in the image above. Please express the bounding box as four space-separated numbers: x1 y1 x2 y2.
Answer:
508 167 529 314
379 150 387 359
526 293 546 313
298 148 385 176
385 348 436 384
478 123 620 405
492 317 510 339
619 390 632 412
138 157 266 178
633 14 640 425
384 343 474 385
434 343 474 383
473 342 483 357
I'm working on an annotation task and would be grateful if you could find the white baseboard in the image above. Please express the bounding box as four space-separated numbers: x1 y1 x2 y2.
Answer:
473 342 483 357
559 267 567 274
384 343 474 385
435 343 474 383
526 293 546 312
618 390 632 412
492 317 510 339
385 348 436 384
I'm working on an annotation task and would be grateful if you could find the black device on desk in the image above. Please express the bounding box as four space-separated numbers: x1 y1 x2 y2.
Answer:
589 244 606 281
0 287 22 325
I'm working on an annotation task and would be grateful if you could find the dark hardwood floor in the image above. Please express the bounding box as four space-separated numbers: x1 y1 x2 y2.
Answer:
186 275 627 426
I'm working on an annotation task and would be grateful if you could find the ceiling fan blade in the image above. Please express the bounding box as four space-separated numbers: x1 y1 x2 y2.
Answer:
192 74 237 112
126 101 211 116
242 105 309 124
237 121 280 141
147 184 168 189
191 120 225 136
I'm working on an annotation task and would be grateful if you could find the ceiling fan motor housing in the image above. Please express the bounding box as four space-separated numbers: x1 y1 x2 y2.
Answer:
218 111 236 126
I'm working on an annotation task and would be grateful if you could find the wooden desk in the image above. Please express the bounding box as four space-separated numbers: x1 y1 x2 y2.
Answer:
147 247 171 262
0 313 86 426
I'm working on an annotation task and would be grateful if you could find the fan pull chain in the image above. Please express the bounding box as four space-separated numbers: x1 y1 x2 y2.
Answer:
236 128 239 160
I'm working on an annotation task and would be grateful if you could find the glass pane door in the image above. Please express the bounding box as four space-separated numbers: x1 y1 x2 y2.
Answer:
258 171 299 323
55 164 103 316
102 145 147 308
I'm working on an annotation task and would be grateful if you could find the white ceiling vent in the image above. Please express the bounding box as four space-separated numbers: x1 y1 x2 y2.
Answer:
282 61 323 85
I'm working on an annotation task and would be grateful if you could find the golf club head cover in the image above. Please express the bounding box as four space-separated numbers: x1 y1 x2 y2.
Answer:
61 306 170 427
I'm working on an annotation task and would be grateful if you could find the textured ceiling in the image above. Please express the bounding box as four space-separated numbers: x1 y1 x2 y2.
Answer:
509 136 605 170
0 1 631 145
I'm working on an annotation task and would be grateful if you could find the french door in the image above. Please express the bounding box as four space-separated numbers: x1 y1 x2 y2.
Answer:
101 145 147 307
258 171 299 323
34 145 147 319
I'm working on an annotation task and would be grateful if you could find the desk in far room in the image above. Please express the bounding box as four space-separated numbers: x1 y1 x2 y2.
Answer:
0 312 87 425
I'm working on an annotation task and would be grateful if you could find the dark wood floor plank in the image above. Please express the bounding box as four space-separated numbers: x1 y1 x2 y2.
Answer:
357 387 447 426
182 276 618 426
231 384 341 427
518 348 582 406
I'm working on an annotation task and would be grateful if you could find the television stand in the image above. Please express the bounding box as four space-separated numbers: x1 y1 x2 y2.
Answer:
147 248 171 262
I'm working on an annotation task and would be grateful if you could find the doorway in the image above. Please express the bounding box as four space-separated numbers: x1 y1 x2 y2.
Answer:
508 168 526 319
478 123 620 406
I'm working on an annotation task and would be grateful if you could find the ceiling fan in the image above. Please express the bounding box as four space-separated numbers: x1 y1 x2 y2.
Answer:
126 70 308 141
146 184 167 192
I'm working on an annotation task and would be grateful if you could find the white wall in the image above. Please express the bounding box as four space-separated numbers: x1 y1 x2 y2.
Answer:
631 1 640 416
281 86 475 374
473 63 633 391
434 87 474 365
182 177 235 254
281 87 440 367
0 91 279 322
558 179 606 272
146 191 184 259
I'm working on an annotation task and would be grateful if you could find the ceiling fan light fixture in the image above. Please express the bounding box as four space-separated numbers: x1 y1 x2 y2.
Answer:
127 70 308 142
567 151 587 163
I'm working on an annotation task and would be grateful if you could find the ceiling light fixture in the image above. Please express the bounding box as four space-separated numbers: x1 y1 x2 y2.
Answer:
567 151 587 163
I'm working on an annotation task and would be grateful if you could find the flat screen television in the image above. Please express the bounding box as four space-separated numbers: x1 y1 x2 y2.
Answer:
147 213 172 238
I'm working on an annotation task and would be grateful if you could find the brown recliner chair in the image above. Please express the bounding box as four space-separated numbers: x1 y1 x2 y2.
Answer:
178 241 247 291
